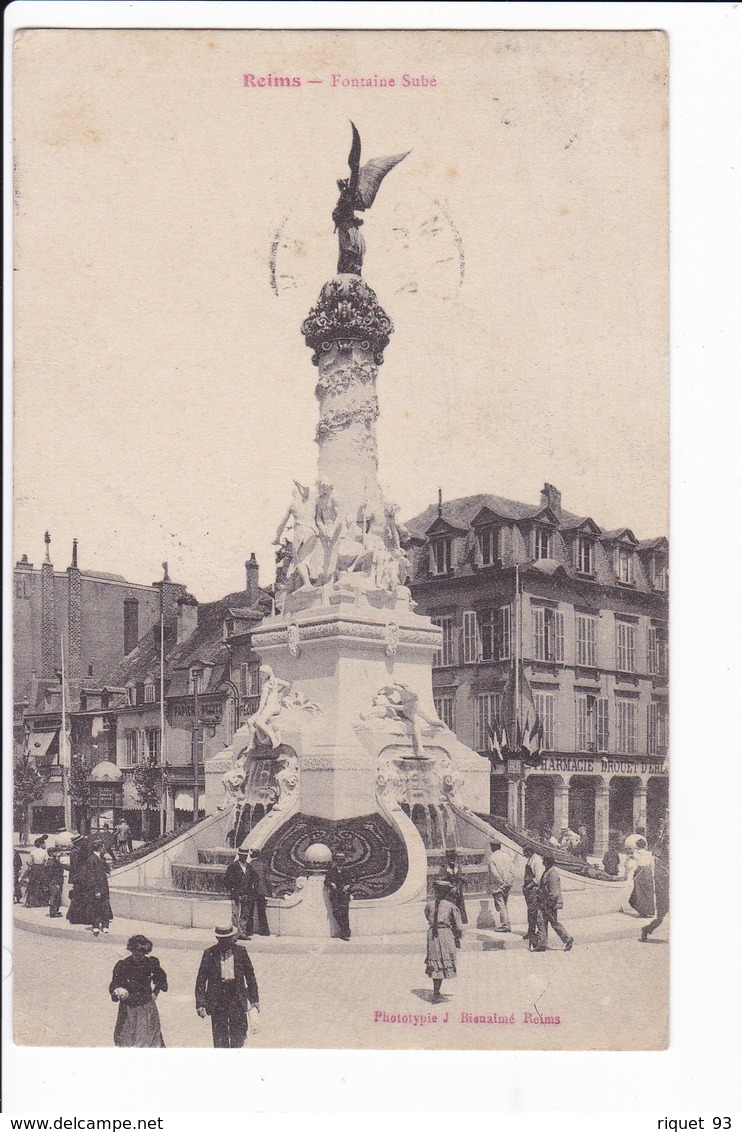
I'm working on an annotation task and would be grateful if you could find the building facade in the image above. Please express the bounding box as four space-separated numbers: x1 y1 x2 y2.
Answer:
406 484 668 853
17 543 270 837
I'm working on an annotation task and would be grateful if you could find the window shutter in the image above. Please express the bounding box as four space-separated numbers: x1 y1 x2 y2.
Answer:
576 695 587 750
554 612 565 662
462 610 478 663
596 698 609 752
533 608 545 660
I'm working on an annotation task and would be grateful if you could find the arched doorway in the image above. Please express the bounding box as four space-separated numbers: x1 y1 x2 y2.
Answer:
647 776 668 845
609 776 640 842
525 776 556 840
568 776 598 851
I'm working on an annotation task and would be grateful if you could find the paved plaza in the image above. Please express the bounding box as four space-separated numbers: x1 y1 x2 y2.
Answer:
12 906 668 1051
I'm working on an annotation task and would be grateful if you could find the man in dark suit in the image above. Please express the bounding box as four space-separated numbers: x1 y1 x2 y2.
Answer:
325 852 353 940
246 848 272 937
533 855 574 952
224 849 255 939
195 925 260 1048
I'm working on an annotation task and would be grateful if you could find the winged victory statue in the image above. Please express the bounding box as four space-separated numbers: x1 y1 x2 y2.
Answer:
332 122 409 275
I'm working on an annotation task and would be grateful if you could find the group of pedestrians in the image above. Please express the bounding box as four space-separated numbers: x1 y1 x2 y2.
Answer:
108 924 260 1049
422 840 576 1002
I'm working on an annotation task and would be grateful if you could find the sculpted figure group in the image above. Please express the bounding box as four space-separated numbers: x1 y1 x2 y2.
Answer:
274 480 411 606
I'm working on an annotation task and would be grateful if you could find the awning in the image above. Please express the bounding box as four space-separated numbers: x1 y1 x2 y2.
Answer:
174 791 206 812
27 730 59 767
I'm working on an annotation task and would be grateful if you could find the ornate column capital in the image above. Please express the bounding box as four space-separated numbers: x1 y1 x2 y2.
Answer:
302 276 393 366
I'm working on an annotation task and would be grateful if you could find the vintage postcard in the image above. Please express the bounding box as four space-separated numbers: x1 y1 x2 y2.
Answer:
11 27 668 1053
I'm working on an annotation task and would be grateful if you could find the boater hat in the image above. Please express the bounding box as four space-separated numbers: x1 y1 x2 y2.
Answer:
214 925 238 939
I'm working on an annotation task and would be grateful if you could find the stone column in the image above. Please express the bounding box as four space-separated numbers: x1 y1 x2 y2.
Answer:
593 779 610 855
633 782 648 832
554 778 570 833
302 275 393 528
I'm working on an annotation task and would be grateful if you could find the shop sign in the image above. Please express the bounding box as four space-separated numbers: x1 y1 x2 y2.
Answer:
530 756 668 776
167 700 224 726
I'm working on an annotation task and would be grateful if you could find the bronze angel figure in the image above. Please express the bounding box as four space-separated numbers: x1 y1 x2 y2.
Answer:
332 122 409 275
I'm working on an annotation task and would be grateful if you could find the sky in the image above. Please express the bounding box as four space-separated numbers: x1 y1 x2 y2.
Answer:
13 29 668 600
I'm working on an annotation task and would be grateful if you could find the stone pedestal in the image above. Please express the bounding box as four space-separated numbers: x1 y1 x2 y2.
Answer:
250 592 489 822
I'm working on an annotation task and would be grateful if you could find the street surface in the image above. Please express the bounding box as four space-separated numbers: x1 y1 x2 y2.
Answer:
12 908 667 1050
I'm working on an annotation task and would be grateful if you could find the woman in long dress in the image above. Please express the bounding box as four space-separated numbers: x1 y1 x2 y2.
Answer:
424 880 463 1003
110 935 168 1047
24 838 50 907
627 838 656 917
66 835 93 924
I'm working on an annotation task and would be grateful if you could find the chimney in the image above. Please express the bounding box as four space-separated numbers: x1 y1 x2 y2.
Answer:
153 561 187 633
67 538 82 685
540 483 562 518
40 531 55 677
177 594 199 643
245 552 260 607
437 488 443 518
123 597 139 654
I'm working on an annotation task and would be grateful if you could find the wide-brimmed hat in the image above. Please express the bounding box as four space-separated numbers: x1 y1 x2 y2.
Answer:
237 848 250 857
214 925 238 939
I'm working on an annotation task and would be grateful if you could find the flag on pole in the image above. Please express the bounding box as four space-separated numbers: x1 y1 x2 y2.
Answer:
486 719 504 762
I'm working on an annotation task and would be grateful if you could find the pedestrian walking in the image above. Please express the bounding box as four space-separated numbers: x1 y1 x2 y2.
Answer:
325 852 353 940
86 843 113 935
628 838 656 918
533 855 574 952
640 846 669 942
110 935 168 1047
66 834 94 925
45 848 66 918
246 849 272 936
521 844 545 949
437 848 468 924
24 837 50 907
487 840 514 932
98 823 117 865
195 926 260 1048
115 819 133 856
424 879 463 1003
224 848 255 939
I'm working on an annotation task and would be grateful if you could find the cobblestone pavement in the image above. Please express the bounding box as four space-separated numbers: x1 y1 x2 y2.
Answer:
12 909 668 1051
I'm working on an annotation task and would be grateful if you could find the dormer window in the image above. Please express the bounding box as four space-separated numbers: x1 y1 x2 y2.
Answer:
431 538 452 576
533 528 552 560
574 537 595 576
477 526 504 567
126 684 136 707
651 557 668 591
144 679 156 704
615 547 634 584
189 667 204 695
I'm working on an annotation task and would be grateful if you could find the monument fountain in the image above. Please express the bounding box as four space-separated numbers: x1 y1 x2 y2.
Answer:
109 127 620 934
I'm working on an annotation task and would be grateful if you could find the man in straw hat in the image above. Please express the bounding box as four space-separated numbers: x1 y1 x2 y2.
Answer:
195 926 260 1048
